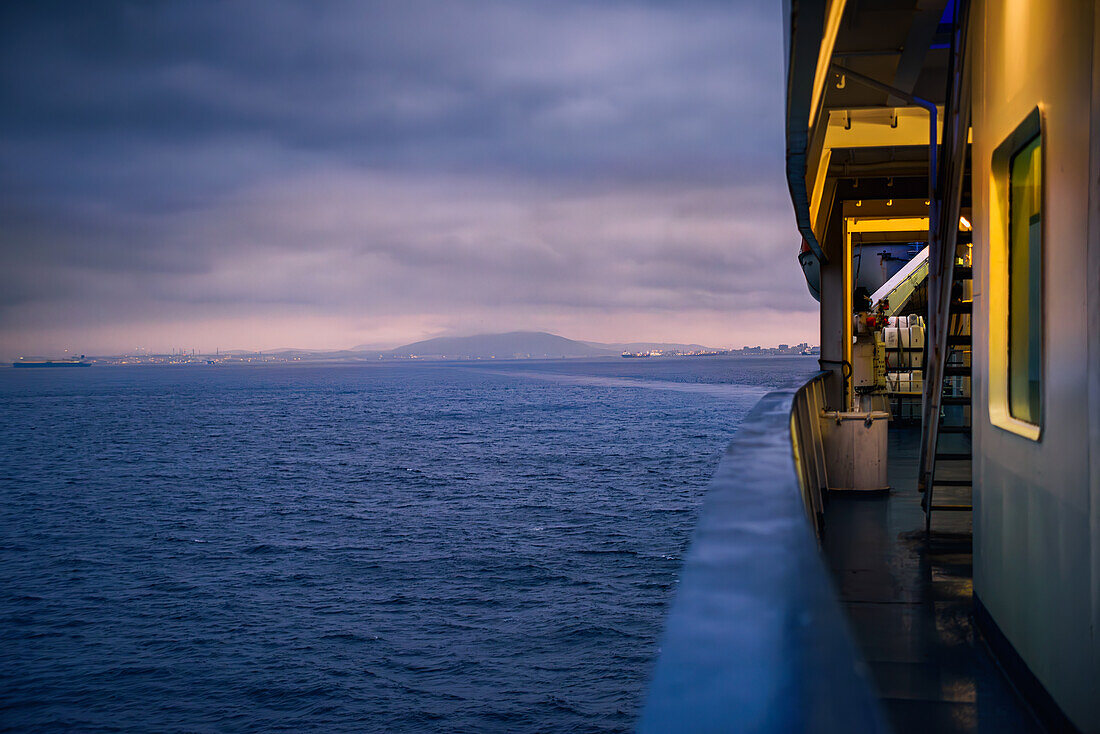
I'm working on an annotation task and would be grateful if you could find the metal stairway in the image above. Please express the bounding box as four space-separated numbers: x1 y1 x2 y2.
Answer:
916 0 972 534
921 237 973 530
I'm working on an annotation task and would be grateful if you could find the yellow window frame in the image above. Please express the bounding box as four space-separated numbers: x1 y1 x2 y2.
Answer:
988 107 1044 441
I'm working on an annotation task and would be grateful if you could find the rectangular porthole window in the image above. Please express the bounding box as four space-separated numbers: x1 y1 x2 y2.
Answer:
1008 134 1042 424
989 107 1043 440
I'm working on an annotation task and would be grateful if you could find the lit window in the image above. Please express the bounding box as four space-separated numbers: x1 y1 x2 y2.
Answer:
1007 134 1042 424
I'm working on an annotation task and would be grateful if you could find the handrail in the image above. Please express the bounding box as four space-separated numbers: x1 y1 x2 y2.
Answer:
639 372 888 733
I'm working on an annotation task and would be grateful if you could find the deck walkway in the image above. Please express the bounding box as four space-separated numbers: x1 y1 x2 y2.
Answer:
822 427 1043 734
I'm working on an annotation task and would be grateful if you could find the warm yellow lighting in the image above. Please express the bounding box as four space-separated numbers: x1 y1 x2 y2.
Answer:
988 108 1042 442
824 107 945 149
856 200 862 207
960 216 972 230
808 148 833 237
808 0 849 129
886 199 893 206
846 216 929 233
925 200 931 206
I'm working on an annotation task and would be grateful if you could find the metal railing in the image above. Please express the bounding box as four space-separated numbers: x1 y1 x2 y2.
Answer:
638 372 888 733
790 371 830 536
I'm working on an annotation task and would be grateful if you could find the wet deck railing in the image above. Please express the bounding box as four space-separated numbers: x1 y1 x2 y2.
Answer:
639 372 888 733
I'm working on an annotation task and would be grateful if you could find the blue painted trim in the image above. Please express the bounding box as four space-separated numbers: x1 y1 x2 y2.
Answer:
639 376 888 733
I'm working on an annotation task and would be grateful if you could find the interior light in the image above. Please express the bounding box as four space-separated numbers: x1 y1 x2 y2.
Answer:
846 216 929 233
960 215 972 230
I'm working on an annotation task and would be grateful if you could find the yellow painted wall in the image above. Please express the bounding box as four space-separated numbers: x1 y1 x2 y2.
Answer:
970 0 1099 729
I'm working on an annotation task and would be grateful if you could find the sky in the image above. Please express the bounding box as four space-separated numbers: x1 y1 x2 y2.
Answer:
0 0 817 357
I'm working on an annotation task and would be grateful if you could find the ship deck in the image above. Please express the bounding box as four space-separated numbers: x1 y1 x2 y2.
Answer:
822 427 1042 733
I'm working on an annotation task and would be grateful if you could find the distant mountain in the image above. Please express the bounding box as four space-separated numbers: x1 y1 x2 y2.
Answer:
169 332 724 363
389 331 615 359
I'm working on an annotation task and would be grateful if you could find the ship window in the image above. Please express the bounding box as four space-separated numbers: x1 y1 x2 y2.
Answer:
1007 133 1042 424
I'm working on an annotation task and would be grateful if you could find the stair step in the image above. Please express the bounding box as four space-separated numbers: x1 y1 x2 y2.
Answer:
946 334 971 346
954 265 973 279
944 365 971 376
931 504 973 512
935 453 972 461
941 396 970 405
933 479 972 487
950 300 973 313
938 425 972 434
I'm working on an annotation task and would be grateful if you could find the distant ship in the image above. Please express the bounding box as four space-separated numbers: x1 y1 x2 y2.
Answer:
12 357 90 368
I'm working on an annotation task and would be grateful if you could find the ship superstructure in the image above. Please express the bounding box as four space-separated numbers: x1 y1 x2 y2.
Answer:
642 2 1098 732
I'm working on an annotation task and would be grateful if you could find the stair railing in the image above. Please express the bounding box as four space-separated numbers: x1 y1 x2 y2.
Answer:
918 0 972 529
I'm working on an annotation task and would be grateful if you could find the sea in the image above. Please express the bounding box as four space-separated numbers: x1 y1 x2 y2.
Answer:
0 356 813 733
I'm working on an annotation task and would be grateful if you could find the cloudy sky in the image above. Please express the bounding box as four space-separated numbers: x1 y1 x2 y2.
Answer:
0 0 816 357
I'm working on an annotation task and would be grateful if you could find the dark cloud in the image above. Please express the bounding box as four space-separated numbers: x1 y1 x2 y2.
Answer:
0 0 814 356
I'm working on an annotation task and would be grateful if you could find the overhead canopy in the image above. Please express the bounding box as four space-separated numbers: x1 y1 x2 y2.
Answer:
784 0 956 293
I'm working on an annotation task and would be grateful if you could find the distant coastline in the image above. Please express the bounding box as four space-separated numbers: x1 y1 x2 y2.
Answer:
9 331 820 367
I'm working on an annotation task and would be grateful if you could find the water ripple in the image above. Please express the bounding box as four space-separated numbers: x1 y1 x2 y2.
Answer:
0 357 811 732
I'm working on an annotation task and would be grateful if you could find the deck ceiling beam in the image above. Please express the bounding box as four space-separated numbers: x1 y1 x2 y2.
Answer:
824 107 944 149
888 0 951 104
835 177 929 202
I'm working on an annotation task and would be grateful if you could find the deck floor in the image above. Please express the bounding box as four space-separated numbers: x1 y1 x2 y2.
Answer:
822 427 1043 734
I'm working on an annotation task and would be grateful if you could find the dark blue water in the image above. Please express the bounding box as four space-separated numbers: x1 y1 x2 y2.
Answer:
1 357 811 732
